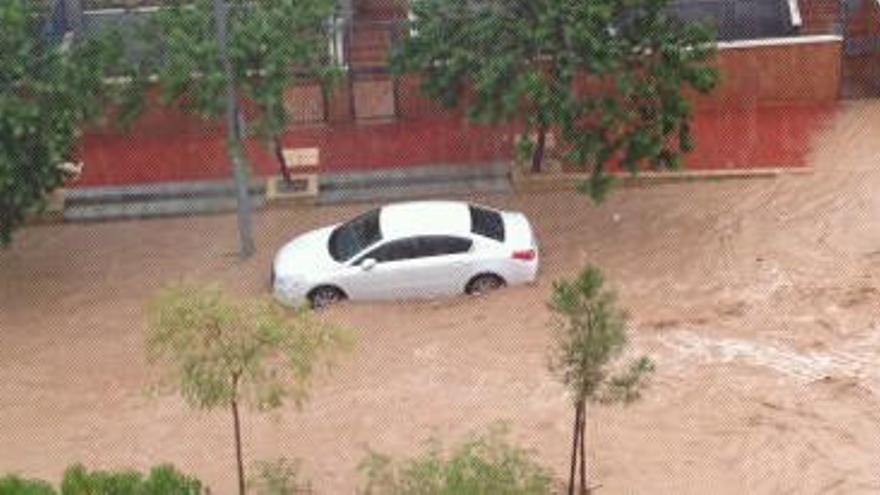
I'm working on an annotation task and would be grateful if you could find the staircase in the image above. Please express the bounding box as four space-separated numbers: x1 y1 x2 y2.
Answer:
317 163 513 205
64 180 266 222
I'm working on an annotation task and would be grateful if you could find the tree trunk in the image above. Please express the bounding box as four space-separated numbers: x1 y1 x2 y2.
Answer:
273 136 293 183
231 397 246 495
531 124 548 174
568 402 582 495
213 0 256 259
579 401 588 495
229 138 256 258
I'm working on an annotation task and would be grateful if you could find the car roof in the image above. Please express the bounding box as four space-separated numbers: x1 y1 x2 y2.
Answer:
380 201 473 239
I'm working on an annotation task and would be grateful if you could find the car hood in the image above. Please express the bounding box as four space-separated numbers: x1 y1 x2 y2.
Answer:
273 225 340 278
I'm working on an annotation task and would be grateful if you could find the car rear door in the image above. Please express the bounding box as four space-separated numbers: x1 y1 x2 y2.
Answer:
411 236 475 297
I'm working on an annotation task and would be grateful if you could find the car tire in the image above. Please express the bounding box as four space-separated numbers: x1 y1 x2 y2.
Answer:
466 274 505 296
308 286 346 309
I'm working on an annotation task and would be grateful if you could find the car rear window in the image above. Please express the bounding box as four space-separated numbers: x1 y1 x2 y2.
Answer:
469 205 505 242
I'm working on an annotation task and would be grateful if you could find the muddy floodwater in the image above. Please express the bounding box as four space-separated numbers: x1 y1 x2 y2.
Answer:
2 102 880 493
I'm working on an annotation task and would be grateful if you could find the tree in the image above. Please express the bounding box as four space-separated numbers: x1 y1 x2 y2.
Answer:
391 0 718 200
0 0 124 245
548 266 654 495
125 0 341 258
146 285 352 495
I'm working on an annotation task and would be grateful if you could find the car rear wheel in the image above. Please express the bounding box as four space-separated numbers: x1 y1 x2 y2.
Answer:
466 274 505 295
308 286 346 309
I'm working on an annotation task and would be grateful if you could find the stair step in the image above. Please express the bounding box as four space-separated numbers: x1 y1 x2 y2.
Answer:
63 178 267 222
316 163 512 205
66 180 265 206
318 179 511 205
64 196 265 222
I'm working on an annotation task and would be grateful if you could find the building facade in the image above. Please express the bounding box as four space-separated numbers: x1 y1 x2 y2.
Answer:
49 0 878 196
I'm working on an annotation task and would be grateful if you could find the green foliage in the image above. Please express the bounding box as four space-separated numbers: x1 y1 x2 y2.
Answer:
147 284 353 411
0 476 55 495
548 265 654 405
548 266 654 494
0 464 201 495
250 458 305 495
60 465 142 495
125 0 341 141
0 0 125 245
392 0 719 198
359 424 554 495
147 284 352 494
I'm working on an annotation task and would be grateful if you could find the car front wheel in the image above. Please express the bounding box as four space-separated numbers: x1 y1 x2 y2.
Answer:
308 286 346 309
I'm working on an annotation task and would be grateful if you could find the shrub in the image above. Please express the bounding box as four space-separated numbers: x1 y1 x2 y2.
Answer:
0 464 201 495
0 476 55 495
250 458 309 495
359 424 554 495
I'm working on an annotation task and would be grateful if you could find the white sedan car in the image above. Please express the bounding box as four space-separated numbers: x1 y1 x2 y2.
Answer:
272 201 539 307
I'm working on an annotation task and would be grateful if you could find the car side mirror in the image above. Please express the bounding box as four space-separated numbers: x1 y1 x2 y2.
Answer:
360 258 377 271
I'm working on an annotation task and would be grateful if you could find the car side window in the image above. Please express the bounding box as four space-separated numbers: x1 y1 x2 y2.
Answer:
419 236 473 256
358 238 420 263
356 236 472 264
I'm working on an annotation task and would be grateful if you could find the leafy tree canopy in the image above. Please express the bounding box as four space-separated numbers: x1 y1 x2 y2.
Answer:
549 265 654 406
0 0 125 245
392 0 719 200
147 284 352 412
125 0 341 146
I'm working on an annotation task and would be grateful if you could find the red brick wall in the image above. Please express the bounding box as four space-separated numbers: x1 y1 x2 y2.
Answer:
74 37 843 187
799 0 841 34
695 38 842 107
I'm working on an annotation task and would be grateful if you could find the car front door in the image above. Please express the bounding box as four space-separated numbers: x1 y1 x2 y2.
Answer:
337 238 422 300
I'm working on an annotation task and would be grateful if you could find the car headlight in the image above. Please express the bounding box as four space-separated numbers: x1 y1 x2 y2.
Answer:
274 275 305 292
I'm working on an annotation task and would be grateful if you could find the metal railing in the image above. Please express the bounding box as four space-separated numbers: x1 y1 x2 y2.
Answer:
39 0 830 60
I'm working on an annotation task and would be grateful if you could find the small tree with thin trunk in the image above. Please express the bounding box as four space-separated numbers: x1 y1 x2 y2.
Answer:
146 285 352 495
121 0 341 258
548 266 654 495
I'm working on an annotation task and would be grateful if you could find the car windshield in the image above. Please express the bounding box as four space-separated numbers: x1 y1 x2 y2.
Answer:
328 208 382 262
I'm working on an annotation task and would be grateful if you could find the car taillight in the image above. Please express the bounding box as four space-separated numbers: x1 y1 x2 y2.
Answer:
512 249 536 261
